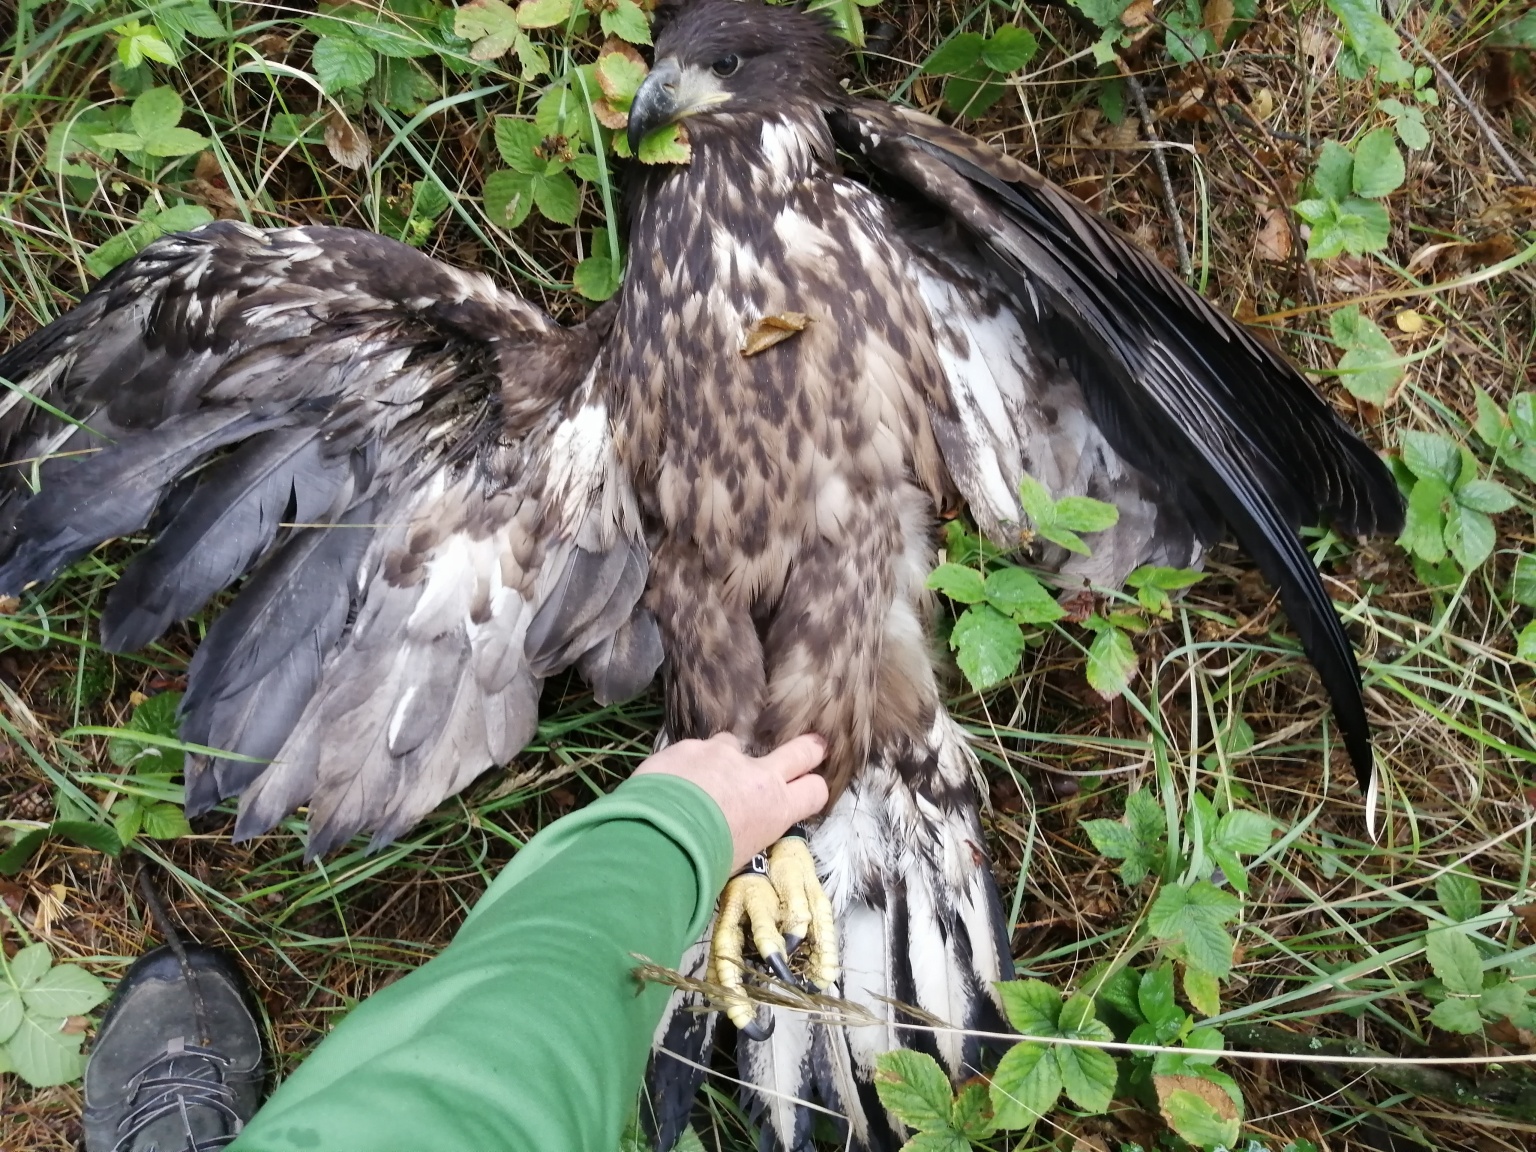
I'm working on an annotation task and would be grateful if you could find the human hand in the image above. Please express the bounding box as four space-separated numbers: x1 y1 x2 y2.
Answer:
633 733 828 872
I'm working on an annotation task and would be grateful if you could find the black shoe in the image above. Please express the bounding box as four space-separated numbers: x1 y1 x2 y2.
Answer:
83 944 264 1152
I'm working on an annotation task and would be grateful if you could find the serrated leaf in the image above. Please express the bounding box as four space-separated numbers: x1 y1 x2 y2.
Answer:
873 1049 953 1132
950 604 1025 691
516 0 572 29
1425 926 1483 996
988 1041 1061 1129
1428 996 1483 1034
0 828 48 876
1444 504 1495 570
1401 431 1461 485
129 86 182 138
8 944 52 989
3 1013 84 1087
1125 790 1164 845
1352 128 1405 198
1399 477 1449 563
1520 620 1536 663
1054 495 1120 534
144 125 209 158
1480 979 1531 1025
1455 478 1514 514
902 1131 970 1152
454 0 521 59
637 122 691 165
983 568 1064 623
313 35 376 92
1148 883 1240 978
573 255 621 301
484 169 535 228
1212 810 1276 855
531 170 579 224
1053 1041 1117 1114
597 48 647 109
140 803 192 841
981 26 1037 72
996 979 1061 1036
1183 965 1221 1016
949 1081 995 1141
1159 1086 1241 1147
154 205 214 234
49 821 123 856
928 563 986 604
1085 624 1136 698
923 33 986 74
21 965 108 1018
1311 141 1355 201
1326 0 1413 83
601 0 651 45
1329 305 1400 405
1139 962 1179 1027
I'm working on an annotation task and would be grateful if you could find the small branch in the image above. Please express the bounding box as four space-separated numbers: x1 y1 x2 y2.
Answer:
1411 34 1529 184
1225 1023 1536 1122
1122 68 1193 280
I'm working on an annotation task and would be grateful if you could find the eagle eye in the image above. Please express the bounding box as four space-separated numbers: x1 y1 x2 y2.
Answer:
711 54 740 77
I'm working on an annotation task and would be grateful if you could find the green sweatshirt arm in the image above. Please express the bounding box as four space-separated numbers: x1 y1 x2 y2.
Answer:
229 773 733 1152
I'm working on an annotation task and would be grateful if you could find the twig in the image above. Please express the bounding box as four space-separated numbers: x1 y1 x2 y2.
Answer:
1121 68 1193 280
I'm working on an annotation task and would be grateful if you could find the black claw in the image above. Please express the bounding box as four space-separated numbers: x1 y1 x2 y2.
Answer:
741 1013 776 1042
764 952 795 986
784 933 804 954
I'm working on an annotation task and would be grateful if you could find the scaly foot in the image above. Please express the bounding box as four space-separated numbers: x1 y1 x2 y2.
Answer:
709 830 838 1040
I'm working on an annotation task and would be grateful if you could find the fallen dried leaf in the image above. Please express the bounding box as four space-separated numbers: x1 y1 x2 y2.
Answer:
1395 309 1426 334
61 1016 90 1035
741 312 812 356
0 595 17 614
1121 0 1155 28
1255 205 1292 262
1204 0 1235 48
1155 1073 1240 1122
324 110 369 171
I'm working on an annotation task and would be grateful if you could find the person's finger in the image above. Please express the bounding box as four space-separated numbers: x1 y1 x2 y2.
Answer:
761 734 827 780
783 772 829 824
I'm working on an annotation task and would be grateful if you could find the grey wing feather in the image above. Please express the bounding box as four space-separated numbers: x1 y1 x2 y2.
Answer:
0 221 654 854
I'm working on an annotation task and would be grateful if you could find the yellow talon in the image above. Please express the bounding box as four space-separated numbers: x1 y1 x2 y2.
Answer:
708 834 841 1040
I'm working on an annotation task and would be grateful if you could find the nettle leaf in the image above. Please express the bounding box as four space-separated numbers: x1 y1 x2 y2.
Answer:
988 1041 1061 1129
997 978 1062 1036
1085 621 1136 698
983 567 1064 624
1351 128 1405 198
950 604 1025 691
1425 926 1483 996
873 1049 954 1132
313 35 377 92
927 563 986 604
1329 305 1401 406
601 0 651 45
1148 882 1241 978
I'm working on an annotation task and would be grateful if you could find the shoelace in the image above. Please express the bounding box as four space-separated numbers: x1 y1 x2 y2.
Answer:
111 1037 245 1152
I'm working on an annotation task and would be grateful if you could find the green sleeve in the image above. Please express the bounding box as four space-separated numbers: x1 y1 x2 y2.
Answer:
229 773 733 1152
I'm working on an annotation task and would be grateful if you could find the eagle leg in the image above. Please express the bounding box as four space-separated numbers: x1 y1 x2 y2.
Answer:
708 834 838 1041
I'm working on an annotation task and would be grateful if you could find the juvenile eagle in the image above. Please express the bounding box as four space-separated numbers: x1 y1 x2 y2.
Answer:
0 1 1400 1147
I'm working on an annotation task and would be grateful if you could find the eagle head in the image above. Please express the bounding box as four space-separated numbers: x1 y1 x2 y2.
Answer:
627 0 843 155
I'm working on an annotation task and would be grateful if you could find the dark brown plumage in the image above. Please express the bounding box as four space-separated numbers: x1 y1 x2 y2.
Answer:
0 3 1402 1148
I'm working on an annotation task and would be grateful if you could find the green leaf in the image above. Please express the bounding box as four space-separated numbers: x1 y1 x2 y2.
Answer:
1455 478 1515 514
108 692 185 772
1054 1041 1117 1113
950 604 1025 691
1161 1089 1241 1148
516 0 572 30
0 829 48 876
982 568 1064 624
1311 141 1356 201
1325 0 1413 84
1212 810 1276 856
114 798 145 846
950 1081 996 1142
1138 962 1179 1027
118 22 177 69
988 1041 1061 1129
601 0 652 45
573 255 621 301
1428 996 1483 1034
1494 11 1536 48
1182 965 1221 1017
8 944 53 989
1399 478 1449 563
1053 495 1119 534
922 34 986 74
1082 817 1156 886
140 803 192 841
1520 620 1536 663
157 0 225 39
1479 979 1531 1024
996 979 1061 1036
130 86 183 137
1425 926 1483 996
3 1013 85 1087
981 26 1037 73
484 169 535 228
0 988 22 1045
1401 432 1461 485
313 35 377 93
531 171 579 224
1298 196 1391 259
154 204 214 234
941 68 1007 119
454 0 523 60
49 821 123 856
1147 883 1241 978
1126 790 1164 846
1511 554 1536 609
1085 623 1136 697
927 563 987 604
493 119 544 173
637 122 691 165
902 1131 970 1152
1444 504 1495 570
20 965 108 1018
1351 128 1405 198
1328 306 1400 406
873 1049 954 1132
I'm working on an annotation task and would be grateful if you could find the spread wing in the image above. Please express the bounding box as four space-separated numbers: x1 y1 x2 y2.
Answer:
0 222 659 855
829 102 1404 797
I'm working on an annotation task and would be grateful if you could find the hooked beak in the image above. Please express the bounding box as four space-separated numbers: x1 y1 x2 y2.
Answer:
628 58 684 154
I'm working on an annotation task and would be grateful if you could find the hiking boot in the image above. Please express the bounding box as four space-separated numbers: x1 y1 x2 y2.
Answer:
83 944 264 1152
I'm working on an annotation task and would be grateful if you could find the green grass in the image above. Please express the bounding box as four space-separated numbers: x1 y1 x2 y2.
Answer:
5 2 1536 1150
